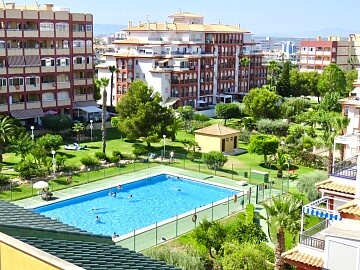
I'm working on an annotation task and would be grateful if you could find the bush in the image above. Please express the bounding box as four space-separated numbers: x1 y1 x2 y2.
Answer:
132 144 148 157
238 129 251 143
122 153 136 160
245 204 255 225
109 156 120 163
112 151 124 159
296 171 328 202
194 113 210 122
95 152 109 161
80 156 100 167
14 159 45 179
202 151 228 170
61 164 80 173
255 119 289 136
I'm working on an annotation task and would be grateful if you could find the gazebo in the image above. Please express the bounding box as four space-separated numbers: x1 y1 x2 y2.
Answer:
194 124 240 153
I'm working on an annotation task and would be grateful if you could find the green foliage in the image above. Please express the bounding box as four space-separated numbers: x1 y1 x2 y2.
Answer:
112 151 124 159
42 115 72 133
178 106 195 122
346 69 358 92
215 103 240 125
10 132 33 161
115 81 175 146
193 113 210 122
248 134 279 164
193 219 227 258
94 152 109 161
93 77 102 100
296 171 328 201
318 63 347 97
132 144 148 157
202 151 228 170
0 116 16 162
280 97 310 119
72 122 86 143
143 245 206 270
80 156 100 167
222 242 272 270
36 134 63 153
277 61 291 97
243 87 282 120
14 158 44 179
245 204 255 225
255 119 289 137
318 91 342 112
238 129 252 143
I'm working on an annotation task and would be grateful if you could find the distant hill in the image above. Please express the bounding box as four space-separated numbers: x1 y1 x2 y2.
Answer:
94 24 126 36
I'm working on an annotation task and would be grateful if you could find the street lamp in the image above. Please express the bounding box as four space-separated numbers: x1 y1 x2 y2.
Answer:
30 126 34 140
90 120 93 141
51 150 56 176
163 135 166 158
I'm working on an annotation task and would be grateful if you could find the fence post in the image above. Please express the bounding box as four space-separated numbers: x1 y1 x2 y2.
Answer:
31 179 33 196
249 167 251 184
133 162 135 172
281 177 284 194
103 166 106 179
227 196 230 216
155 222 158 245
256 185 259 204
194 208 197 229
10 181 12 201
211 202 214 221
175 215 178 237
231 164 234 180
198 163 200 173
133 230 136 251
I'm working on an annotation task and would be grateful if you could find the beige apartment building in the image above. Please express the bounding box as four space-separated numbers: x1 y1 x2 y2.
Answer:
0 3 95 125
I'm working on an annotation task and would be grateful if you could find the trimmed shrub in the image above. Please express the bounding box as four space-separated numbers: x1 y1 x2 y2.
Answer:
112 151 124 159
239 129 251 143
95 152 108 160
202 151 228 170
255 119 289 136
296 171 328 201
194 113 210 122
80 156 100 167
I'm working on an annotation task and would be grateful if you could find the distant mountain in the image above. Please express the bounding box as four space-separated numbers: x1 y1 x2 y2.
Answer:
258 28 354 38
94 24 126 36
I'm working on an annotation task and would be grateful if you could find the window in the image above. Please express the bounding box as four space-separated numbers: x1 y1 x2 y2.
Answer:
73 40 85 48
41 58 55 67
135 73 140 79
56 57 70 66
57 91 69 100
0 78 6 87
345 106 349 116
165 87 169 93
25 76 40 85
86 40 92 48
55 22 69 31
73 56 85 64
135 60 138 65
42 92 55 101
86 56 92 64
39 22 54 31
57 74 70 83
86 25 92 32
0 59 4 68
9 77 24 86
73 24 84 32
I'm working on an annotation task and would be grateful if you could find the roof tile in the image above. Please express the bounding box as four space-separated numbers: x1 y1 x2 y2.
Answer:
282 247 324 268
337 199 360 216
195 124 240 136
316 179 355 195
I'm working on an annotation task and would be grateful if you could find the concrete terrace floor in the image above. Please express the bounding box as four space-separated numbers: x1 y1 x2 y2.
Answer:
13 165 276 249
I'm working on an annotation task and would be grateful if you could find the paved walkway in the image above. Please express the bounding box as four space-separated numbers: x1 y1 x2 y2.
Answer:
14 165 277 250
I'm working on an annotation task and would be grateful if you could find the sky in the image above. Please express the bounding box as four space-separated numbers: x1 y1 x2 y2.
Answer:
16 0 360 36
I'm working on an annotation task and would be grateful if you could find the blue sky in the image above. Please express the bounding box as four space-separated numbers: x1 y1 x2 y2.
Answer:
19 0 360 35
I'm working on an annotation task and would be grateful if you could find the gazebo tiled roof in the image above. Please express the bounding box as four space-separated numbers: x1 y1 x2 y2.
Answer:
194 124 240 136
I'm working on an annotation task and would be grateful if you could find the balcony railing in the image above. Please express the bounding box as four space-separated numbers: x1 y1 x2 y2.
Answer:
331 155 357 180
299 220 328 250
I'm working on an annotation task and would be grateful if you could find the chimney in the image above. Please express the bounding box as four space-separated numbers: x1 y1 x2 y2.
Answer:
355 156 360 204
237 24 240 29
128 21 132 28
147 20 150 29
164 21 167 30
317 36 321 41
5 2 15 9
44 4 54 11
138 20 141 27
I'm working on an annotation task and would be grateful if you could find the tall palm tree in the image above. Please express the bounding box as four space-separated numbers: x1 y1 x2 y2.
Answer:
72 122 85 144
262 194 302 270
240 57 251 92
0 116 15 162
331 114 350 161
98 77 110 153
267 60 279 87
320 130 336 174
108 65 119 110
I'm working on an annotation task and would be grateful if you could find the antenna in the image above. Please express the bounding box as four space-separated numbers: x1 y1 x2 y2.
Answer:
36 1 40 10
2 0 5 9
146 14 149 22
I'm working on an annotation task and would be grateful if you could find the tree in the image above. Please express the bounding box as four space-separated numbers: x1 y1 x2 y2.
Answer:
193 219 227 259
302 71 321 102
318 91 342 112
276 61 291 97
0 116 15 162
202 151 228 170
331 114 350 161
215 103 240 125
243 87 282 120
296 171 328 201
10 132 33 161
114 81 174 147
72 122 86 144
267 60 280 88
222 242 272 270
240 57 251 92
271 149 289 178
36 134 63 153
97 77 110 153
108 65 119 110
42 115 73 134
262 194 303 270
248 134 279 165
318 63 347 97
93 77 102 100
177 106 195 131
346 69 358 93
167 117 182 141
289 69 306 97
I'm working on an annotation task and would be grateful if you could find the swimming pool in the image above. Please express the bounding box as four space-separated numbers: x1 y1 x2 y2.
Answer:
34 174 240 237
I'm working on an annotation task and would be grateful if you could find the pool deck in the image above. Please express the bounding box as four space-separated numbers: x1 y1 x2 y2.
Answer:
13 165 275 249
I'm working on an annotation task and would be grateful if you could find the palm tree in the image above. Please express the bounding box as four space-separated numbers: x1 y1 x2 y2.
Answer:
72 122 85 144
320 130 336 174
331 114 350 161
0 116 15 162
97 77 110 153
272 149 289 178
240 57 251 92
108 65 119 110
267 60 279 87
262 194 302 270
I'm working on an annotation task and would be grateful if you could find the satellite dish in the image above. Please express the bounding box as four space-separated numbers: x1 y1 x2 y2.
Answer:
127 78 132 83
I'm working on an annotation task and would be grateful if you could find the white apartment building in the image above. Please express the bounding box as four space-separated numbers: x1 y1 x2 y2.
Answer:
97 12 267 108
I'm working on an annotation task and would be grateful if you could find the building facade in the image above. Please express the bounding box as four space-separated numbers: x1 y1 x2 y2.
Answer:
0 3 94 125
299 34 360 73
97 12 267 108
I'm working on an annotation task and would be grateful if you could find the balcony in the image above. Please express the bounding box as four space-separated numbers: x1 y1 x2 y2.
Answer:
41 82 56 91
299 220 327 250
26 101 41 109
0 104 7 112
330 155 357 180
74 78 86 86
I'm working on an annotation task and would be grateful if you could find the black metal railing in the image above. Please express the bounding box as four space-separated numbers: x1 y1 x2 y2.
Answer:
299 220 328 250
331 155 357 180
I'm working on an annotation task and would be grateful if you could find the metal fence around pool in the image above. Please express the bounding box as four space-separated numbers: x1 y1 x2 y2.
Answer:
115 183 280 252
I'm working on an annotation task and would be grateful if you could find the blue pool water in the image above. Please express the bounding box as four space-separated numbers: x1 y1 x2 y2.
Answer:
34 174 238 237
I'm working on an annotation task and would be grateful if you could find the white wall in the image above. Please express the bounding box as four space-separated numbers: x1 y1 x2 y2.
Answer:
324 237 360 270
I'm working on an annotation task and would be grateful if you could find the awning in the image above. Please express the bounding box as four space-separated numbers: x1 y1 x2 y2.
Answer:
302 197 342 221
77 106 102 113
164 97 179 106
11 108 44 119
73 100 98 108
158 59 169 64
25 55 41 66
8 56 26 67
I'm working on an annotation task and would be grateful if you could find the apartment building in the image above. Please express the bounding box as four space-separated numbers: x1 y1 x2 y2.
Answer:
0 3 95 125
97 12 267 108
299 34 360 73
